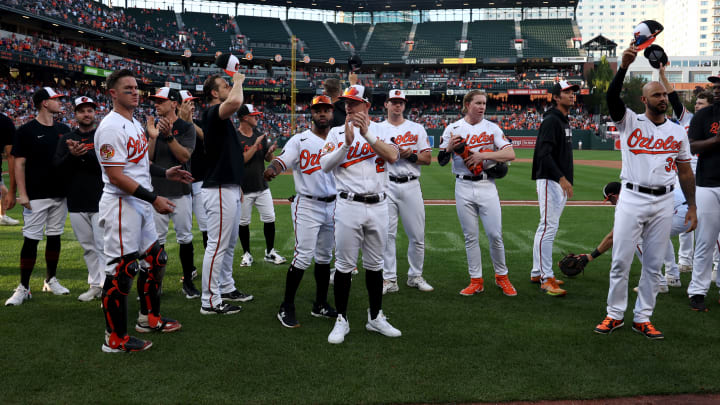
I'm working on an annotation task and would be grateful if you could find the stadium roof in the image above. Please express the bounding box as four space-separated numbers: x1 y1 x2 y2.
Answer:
217 0 578 12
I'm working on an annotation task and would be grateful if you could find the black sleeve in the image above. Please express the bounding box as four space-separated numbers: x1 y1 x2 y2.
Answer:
668 91 685 120
535 119 565 181
52 134 72 168
607 67 628 123
437 150 451 166
150 163 167 177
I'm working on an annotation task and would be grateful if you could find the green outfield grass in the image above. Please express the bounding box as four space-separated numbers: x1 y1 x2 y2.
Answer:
4 150 719 404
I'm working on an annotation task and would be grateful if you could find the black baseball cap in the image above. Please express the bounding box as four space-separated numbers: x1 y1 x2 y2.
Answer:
551 80 580 96
32 87 66 107
644 44 668 69
149 87 181 102
238 104 262 117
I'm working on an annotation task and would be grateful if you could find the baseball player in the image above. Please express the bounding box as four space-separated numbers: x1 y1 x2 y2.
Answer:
5 87 71 306
530 80 578 297
146 87 199 299
594 45 696 340
437 89 518 298
199 69 253 315
96 69 188 352
0 111 19 225
264 95 338 328
319 84 402 344
379 89 433 295
583 182 693 294
52 96 106 302
237 104 286 267
179 90 209 251
686 74 720 312
659 68 711 284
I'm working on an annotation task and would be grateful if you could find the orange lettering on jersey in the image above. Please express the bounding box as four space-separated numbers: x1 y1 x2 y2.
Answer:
626 128 681 155
299 149 322 174
393 131 419 146
127 132 148 163
711 122 720 135
340 141 377 168
463 132 494 148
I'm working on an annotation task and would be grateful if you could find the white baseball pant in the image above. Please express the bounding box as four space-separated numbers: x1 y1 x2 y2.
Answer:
455 178 508 279
22 198 67 240
192 181 208 232
606 189 673 323
383 180 425 281
201 185 242 308
239 188 276 226
69 212 106 287
290 196 334 270
636 206 692 285
334 198 388 273
98 194 157 274
678 231 694 267
153 194 193 245
688 187 720 297
531 179 567 281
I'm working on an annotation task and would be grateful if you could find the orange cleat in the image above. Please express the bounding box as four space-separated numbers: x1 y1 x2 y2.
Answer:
495 274 517 296
459 278 484 296
540 277 566 297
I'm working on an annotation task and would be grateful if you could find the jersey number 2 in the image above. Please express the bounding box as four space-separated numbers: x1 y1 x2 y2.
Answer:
664 157 677 173
375 157 385 173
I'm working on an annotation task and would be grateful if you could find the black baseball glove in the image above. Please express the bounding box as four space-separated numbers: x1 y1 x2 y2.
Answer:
558 253 589 277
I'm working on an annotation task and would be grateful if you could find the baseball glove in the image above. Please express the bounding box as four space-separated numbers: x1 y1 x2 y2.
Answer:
558 253 589 277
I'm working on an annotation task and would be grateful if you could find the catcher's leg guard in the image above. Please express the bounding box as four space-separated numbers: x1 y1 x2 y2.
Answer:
138 242 167 317
102 253 140 339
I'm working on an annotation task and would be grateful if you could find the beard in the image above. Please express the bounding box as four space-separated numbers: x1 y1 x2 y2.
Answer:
313 118 330 129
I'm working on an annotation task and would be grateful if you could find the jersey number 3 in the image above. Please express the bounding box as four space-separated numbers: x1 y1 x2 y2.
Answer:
375 157 385 173
664 157 677 173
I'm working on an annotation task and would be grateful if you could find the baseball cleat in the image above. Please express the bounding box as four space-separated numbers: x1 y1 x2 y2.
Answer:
200 303 242 315
5 284 32 306
365 309 401 338
632 322 664 340
634 285 669 293
42 277 70 295
0 215 20 226
328 314 350 344
182 281 201 299
311 301 338 319
102 333 152 353
264 249 287 265
594 317 624 334
240 252 254 267
495 274 517 296
78 286 103 302
407 276 434 292
678 264 693 273
531 275 564 285
459 278 484 296
180 269 198 283
383 279 399 295
278 304 300 328
135 313 182 333
540 277 566 297
690 295 708 312
221 289 254 302
666 276 681 288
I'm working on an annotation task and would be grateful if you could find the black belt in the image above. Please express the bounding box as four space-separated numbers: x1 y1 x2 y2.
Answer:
389 175 418 183
456 173 488 181
303 194 336 202
625 182 673 196
338 192 385 204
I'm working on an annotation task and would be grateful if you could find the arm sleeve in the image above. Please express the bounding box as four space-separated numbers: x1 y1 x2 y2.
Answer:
687 110 707 142
417 126 431 153
437 126 453 166
319 130 348 172
668 91 686 121
535 120 565 181
607 67 628 123
150 163 167 177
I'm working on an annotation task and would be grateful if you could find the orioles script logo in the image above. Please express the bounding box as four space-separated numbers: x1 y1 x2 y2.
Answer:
393 131 419 146
299 149 322 174
127 132 148 163
340 141 376 168
711 122 720 135
461 132 494 149
627 128 681 155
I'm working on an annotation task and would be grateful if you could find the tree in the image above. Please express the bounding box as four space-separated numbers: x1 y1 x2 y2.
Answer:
621 76 648 113
586 55 613 115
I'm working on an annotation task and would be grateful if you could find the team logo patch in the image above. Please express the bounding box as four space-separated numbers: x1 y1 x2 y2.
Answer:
99 144 115 159
394 90 402 96
322 142 336 154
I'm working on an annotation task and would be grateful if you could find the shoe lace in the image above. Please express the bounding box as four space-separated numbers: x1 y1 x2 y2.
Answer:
641 323 658 334
601 318 614 328
497 276 512 290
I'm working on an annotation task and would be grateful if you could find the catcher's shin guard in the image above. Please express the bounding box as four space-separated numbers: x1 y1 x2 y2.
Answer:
103 253 140 338
138 242 167 317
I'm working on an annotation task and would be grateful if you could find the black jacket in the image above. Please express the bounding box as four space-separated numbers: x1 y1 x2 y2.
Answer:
531 107 574 184
53 128 103 213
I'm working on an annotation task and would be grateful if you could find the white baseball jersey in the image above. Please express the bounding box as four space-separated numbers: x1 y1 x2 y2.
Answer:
440 118 512 176
95 111 152 195
320 122 393 194
277 129 337 197
677 108 699 173
615 108 691 188
378 119 431 177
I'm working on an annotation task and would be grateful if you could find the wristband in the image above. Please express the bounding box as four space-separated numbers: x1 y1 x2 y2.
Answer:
165 135 175 143
133 185 158 204
363 131 377 145
591 249 602 259
407 153 418 163
149 164 167 177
